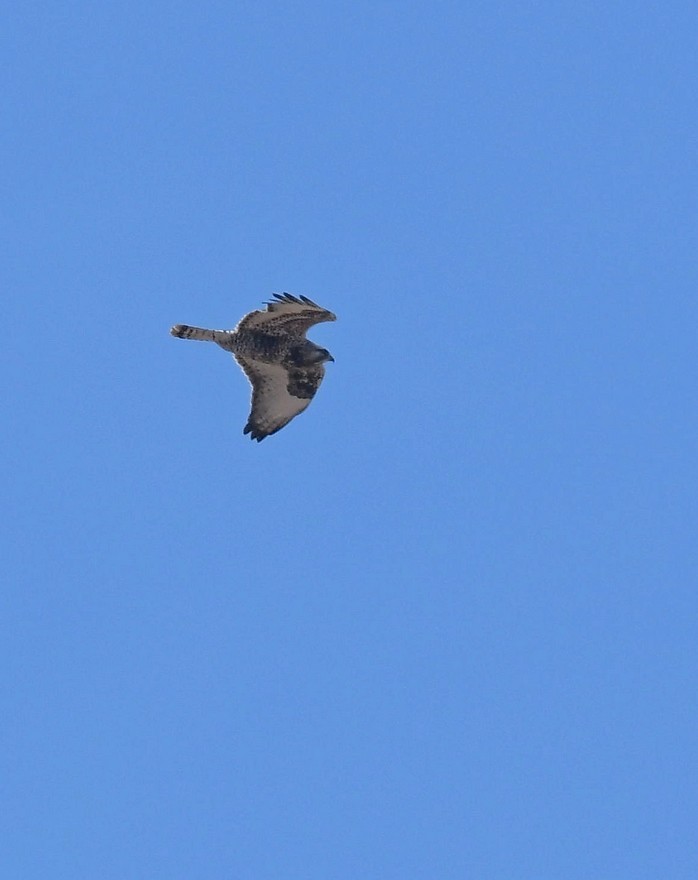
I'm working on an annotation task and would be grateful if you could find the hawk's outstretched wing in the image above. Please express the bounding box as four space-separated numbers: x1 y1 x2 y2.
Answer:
235 355 326 441
235 293 336 338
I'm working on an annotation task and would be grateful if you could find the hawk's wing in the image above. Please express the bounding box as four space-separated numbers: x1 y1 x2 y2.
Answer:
235 293 336 338
234 355 326 441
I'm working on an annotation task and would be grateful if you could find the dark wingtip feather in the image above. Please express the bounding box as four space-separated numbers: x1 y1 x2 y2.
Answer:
267 292 325 310
268 292 297 307
243 423 268 441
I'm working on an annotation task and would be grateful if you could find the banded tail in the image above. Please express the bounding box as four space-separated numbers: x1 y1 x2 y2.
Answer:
170 324 234 347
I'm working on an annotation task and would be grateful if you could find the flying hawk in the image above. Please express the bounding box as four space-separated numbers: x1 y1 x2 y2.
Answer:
170 293 336 441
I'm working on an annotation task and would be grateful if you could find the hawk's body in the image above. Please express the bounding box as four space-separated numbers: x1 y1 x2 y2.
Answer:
171 293 336 441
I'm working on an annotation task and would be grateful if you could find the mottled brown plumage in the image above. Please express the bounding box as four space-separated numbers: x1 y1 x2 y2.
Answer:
170 293 336 441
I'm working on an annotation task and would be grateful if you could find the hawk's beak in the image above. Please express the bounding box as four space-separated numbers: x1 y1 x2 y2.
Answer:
328 355 335 363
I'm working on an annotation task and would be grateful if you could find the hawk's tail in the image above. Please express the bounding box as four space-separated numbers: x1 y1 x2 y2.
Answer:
170 325 233 346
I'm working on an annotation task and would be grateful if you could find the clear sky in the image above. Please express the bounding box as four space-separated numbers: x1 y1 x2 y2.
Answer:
3 2 697 877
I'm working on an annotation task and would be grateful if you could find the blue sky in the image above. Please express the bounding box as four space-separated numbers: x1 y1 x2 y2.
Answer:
3 1 697 877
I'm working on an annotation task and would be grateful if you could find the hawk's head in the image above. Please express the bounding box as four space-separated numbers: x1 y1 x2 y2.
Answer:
291 342 335 366
316 347 335 364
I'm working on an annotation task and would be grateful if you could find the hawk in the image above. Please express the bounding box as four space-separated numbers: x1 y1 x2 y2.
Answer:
170 293 336 441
